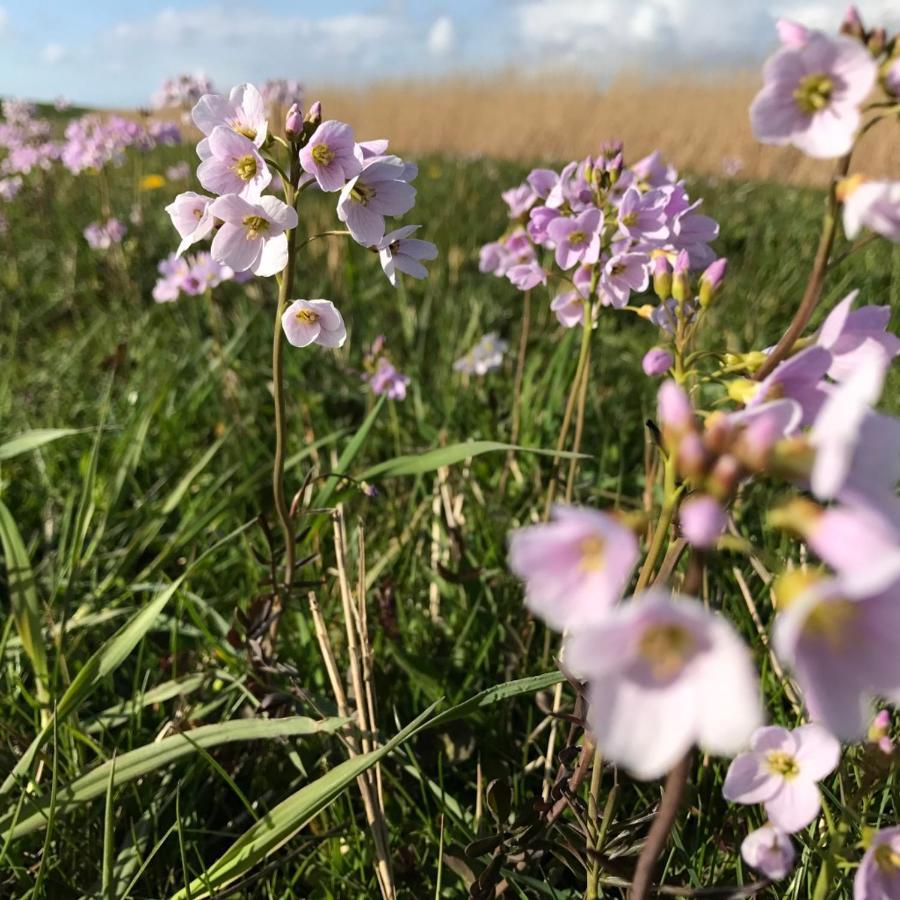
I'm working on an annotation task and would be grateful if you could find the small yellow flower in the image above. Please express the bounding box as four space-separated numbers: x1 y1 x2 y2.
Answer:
139 174 166 191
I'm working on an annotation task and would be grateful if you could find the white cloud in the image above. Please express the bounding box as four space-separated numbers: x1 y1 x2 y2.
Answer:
515 0 900 75
40 43 66 64
426 16 456 57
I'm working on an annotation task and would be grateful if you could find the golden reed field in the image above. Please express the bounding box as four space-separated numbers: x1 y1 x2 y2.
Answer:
310 73 899 185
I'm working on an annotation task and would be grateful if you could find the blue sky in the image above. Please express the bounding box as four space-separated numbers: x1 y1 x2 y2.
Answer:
1 0 898 107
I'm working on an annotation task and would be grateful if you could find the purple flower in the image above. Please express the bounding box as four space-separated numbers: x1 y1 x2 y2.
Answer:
816 290 900 381
298 120 361 192
527 205 561 245
337 156 416 246
165 191 215 256
526 168 559 200
0 176 22 201
843 180 900 243
680 495 727 549
616 187 669 242
774 572 900 740
565 590 762 779
197 127 270 200
601 252 650 307
642 347 673 376
453 332 508 376
84 218 126 250
281 299 347 349
367 357 410 400
547 208 603 270
855 826 900 899
723 724 840 832
741 826 796 880
632 150 677 188
508 505 639 632
507 261 546 291
501 182 537 218
751 32 877 158
376 225 437 286
209 193 297 277
479 241 508 276
748 345 831 426
192 83 268 148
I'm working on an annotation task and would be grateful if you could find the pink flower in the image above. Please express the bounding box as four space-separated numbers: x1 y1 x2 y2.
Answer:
281 299 347 349
658 380 695 433
209 193 297 277
774 573 900 740
337 156 416 246
507 261 547 291
165 191 215 256
565 590 762 779
816 291 900 382
197 127 270 200
750 33 877 158
547 209 603 270
749 345 831 427
551 291 586 328
680 495 727 549
508 505 639 632
843 180 900 243
642 347 673 376
367 357 409 400
854 826 900 899
616 187 668 242
192 83 268 149
723 724 840 832
376 225 437 286
601 252 650 307
741 825 796 880
502 182 537 218
298 120 361 192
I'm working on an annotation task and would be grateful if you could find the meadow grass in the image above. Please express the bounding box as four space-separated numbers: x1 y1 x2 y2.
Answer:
0 142 899 898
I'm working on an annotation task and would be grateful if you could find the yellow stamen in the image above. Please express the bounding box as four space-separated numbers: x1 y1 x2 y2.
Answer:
233 154 258 182
242 215 269 239
794 73 834 114
579 535 605 572
638 623 696 680
766 750 800 779
295 309 319 325
311 143 334 166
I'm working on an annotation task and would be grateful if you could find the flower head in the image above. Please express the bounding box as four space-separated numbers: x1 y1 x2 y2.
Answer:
165 191 215 256
453 332 508 376
281 299 347 349
298 120 361 192
337 156 416 246
209 193 297 277
547 208 603 270
854 827 900 900
376 224 437 286
750 32 877 158
565 590 762 779
192 83 268 148
366 357 410 400
197 127 271 200
723 724 840 832
741 825 796 880
843 179 900 243
508 505 639 632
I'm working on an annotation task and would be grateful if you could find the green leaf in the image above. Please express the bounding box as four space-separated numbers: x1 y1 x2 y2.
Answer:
0 428 85 462
359 441 589 480
168 702 439 900
0 578 185 795
2 716 347 840
0 499 50 715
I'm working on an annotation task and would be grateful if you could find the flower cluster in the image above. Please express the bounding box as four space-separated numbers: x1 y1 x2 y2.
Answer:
453 332 508 376
83 218 126 250
0 104 61 176
61 114 181 175
480 145 722 336
361 335 410 400
152 73 215 111
162 81 436 360
152 251 249 303
258 78 304 111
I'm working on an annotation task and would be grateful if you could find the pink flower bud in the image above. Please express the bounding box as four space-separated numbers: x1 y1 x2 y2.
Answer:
652 254 672 300
285 102 303 138
305 100 322 126
699 257 727 308
672 249 690 303
680 495 727 549
658 380 693 431
840 5 864 39
642 347 673 376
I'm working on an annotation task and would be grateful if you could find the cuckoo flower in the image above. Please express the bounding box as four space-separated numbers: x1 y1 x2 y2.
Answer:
376 225 437 286
642 347 674 376
748 345 831 426
854 826 900 900
165 191 215 256
453 332 508 376
507 261 547 291
750 32 877 158
192 83 268 150
547 208 603 270
197 127 270 200
617 187 669 242
502 182 537 218
741 826 796 880
843 180 900 243
508 505 639 632
337 156 416 246
774 573 900 740
564 590 762 779
298 120 361 192
367 357 410 400
601 252 650 308
723 724 840 832
281 299 347 349
209 193 297 277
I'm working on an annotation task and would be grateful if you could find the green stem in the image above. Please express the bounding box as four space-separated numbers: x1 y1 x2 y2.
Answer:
585 747 604 900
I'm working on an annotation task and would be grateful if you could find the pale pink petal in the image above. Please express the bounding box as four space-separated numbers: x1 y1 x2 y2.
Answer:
765 778 822 833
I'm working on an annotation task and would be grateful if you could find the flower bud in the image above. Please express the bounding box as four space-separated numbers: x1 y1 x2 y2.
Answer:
867 27 886 56
772 568 826 610
883 56 900 99
677 432 709 480
642 346 673 376
652 254 672 301
707 453 742 499
285 102 303 139
840 5 864 40
726 378 759 405
768 497 822 537
305 100 322 126
698 257 727 308
658 380 694 432
671 249 690 303
680 495 727 549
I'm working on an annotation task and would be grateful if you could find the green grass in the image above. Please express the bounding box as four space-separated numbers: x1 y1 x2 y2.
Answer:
0 143 898 899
